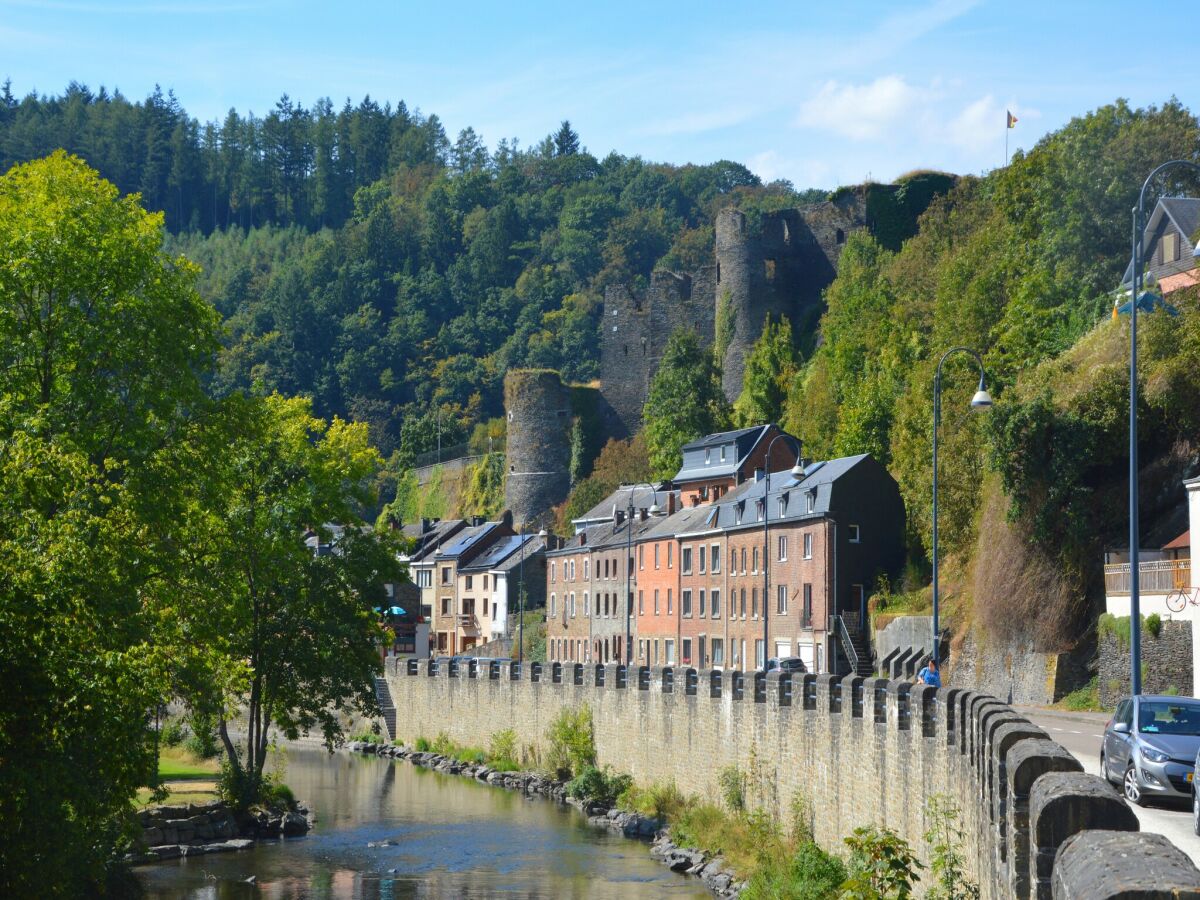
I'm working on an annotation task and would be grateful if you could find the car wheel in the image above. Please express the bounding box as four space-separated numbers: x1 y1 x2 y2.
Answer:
1124 765 1147 807
1100 750 1115 786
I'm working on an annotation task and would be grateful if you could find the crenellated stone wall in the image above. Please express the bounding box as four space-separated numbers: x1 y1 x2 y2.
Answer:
383 659 1200 899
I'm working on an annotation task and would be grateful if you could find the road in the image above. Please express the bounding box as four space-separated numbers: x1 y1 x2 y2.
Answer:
1018 706 1200 866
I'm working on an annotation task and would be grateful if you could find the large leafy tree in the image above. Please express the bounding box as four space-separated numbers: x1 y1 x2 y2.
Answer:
176 394 402 804
733 314 802 427
0 151 220 896
642 328 731 478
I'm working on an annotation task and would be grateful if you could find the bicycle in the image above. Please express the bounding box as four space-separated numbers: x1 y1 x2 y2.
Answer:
1165 586 1199 613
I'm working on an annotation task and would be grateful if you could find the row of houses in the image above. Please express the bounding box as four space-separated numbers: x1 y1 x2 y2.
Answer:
544 425 905 674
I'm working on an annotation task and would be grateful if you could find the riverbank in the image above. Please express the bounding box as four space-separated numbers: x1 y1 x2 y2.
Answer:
127 798 311 866
347 739 743 897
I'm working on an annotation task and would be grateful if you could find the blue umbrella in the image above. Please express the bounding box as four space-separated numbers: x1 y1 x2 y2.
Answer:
1116 291 1178 317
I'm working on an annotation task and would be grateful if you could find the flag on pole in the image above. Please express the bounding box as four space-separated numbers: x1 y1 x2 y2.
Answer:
1007 111 1018 129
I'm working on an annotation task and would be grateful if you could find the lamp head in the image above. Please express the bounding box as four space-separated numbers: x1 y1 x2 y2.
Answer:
649 502 660 515
970 376 993 411
537 528 547 538
790 462 806 479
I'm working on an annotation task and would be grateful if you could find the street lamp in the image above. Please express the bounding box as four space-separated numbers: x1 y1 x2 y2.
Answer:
931 347 992 666
1128 160 1200 696
515 524 548 664
762 433 806 671
623 483 661 665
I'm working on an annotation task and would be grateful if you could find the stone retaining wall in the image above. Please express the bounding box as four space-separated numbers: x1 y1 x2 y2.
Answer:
384 658 1200 899
1098 619 1193 708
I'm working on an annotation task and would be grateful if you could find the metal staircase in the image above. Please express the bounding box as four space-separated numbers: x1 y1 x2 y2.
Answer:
374 676 396 740
833 615 874 678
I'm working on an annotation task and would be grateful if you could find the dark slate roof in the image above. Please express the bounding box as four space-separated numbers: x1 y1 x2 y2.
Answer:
573 483 675 526
459 534 545 573
1121 197 1200 286
681 425 766 451
436 522 501 560
406 519 468 562
673 424 791 485
491 536 549 572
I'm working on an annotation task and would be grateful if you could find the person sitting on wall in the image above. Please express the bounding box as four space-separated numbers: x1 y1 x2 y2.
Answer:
916 657 941 688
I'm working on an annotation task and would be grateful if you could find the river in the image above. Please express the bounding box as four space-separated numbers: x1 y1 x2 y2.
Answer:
134 746 709 899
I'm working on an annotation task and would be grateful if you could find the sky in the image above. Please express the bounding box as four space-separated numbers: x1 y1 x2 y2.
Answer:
0 0 1193 189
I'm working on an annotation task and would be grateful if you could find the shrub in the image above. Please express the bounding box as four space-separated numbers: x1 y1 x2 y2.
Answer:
924 795 979 900
546 705 595 779
1057 677 1101 712
267 782 296 809
456 747 487 765
160 719 186 748
348 728 378 744
1146 612 1163 638
414 736 432 752
842 825 923 897
742 841 847 900
619 780 687 821
184 712 220 759
718 765 747 812
430 731 455 756
567 765 633 807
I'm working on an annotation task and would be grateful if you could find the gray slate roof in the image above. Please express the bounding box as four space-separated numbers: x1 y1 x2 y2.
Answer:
573 483 675 526
673 424 785 484
459 534 545 573
437 522 501 560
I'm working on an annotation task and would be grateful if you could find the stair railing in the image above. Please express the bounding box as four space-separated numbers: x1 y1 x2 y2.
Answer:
831 614 860 675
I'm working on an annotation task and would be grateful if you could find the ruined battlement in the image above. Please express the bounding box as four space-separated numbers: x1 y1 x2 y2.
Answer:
383 660 1200 899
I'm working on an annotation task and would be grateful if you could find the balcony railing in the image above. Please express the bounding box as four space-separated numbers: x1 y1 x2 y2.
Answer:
457 614 479 634
1104 559 1190 596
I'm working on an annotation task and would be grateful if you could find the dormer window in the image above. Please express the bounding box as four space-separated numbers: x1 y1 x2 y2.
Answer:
778 494 788 517
806 491 816 513
705 448 711 465
756 499 764 522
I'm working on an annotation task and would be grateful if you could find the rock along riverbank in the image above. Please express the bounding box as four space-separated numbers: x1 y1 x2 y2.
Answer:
128 798 311 866
347 740 743 897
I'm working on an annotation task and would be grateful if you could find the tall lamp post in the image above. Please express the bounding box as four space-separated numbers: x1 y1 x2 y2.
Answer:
931 347 993 665
515 523 548 664
623 483 660 665
762 433 806 671
1128 161 1200 696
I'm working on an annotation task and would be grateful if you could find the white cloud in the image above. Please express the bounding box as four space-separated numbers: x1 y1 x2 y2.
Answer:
797 75 935 141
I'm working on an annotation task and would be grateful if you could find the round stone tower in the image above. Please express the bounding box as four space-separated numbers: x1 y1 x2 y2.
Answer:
503 369 572 530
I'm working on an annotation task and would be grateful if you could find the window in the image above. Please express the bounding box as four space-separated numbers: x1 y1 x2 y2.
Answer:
836 228 845 244
803 584 813 626
1164 231 1180 263
441 566 451 585
705 448 711 465
778 535 788 561
806 491 816 513
777 584 787 615
755 639 765 669
654 589 660 615
491 602 497 619
417 569 432 587
550 594 557 617
682 638 692 665
699 589 707 618
778 496 787 517
667 588 673 615
741 547 746 574
666 639 676 666
752 547 759 573
551 562 556 583
711 544 721 573
639 546 644 570
803 533 813 559
667 543 673 568
751 587 758 618
712 638 724 667
482 575 489 590
569 592 575 617
740 588 746 617
654 639 660 665
583 559 589 580
682 589 693 617
595 593 600 616
569 559 576 580
442 598 450 615
699 545 707 574
756 499 764 521
465 575 473 589
711 589 721 618
720 445 727 462
638 590 644 615
848 524 861 543
852 584 865 615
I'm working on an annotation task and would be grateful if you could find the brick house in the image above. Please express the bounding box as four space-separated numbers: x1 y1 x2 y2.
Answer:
459 532 548 646
546 530 591 664
672 424 798 507
634 499 695 668
406 518 469 654
430 515 513 655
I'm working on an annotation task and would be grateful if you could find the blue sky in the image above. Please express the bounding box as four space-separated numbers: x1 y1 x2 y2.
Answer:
0 0 1192 188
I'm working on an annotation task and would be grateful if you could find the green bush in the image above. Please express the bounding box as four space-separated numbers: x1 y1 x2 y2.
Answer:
1146 612 1163 638
546 705 595 779
348 727 379 743
718 765 747 812
1057 677 1101 712
619 780 687 821
267 781 296 809
160 719 186 748
414 736 432 752
567 765 633 807
842 825 923 897
430 731 455 756
489 728 519 771
184 712 220 759
742 841 847 900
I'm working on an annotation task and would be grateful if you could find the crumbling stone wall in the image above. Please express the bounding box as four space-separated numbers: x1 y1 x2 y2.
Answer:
503 370 571 530
384 662 1200 899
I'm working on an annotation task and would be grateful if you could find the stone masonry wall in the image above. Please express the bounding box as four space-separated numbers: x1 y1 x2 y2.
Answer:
384 660 1200 899
1098 619 1193 709
503 370 572 530
946 628 1093 707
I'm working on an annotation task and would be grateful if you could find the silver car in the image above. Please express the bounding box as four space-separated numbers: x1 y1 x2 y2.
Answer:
1101 695 1200 806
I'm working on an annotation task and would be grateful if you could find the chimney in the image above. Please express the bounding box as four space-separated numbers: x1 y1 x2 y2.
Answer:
472 516 485 527
615 509 626 525
501 509 514 528
421 517 433 533
639 508 648 522
666 492 677 515
579 531 587 546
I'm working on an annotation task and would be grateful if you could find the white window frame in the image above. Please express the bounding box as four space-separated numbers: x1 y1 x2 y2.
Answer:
778 535 787 561
711 543 721 574
803 533 813 559
848 524 861 543
550 593 557 617
682 588 692 617
711 588 721 618
777 584 787 615
682 546 693 574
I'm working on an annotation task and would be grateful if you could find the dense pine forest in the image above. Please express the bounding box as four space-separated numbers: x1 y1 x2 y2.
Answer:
0 81 825 459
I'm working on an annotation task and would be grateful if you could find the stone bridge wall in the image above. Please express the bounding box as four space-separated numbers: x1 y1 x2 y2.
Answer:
383 660 1200 899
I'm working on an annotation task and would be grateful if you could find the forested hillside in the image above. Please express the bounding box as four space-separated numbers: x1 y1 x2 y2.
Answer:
757 98 1200 650
0 82 825 460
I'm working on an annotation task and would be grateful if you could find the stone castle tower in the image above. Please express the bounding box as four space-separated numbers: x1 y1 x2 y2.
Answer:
503 369 572 530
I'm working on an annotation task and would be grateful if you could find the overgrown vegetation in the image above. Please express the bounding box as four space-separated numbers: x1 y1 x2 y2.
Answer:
545 704 596 779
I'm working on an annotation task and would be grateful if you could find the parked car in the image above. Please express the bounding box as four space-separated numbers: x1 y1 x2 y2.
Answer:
1101 695 1200 806
764 657 807 673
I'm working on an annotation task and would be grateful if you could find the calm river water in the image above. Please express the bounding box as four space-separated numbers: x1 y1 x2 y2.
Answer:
134 746 708 899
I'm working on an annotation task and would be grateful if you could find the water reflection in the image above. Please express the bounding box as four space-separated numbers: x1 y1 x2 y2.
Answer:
135 747 706 899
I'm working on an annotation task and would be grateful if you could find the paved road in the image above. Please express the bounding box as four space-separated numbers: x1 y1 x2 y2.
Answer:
1018 706 1200 866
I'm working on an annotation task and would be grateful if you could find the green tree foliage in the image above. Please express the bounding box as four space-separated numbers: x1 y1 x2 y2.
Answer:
786 98 1200 571
0 152 219 896
644 329 732 478
557 434 653 533
177 394 402 806
734 314 802 426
